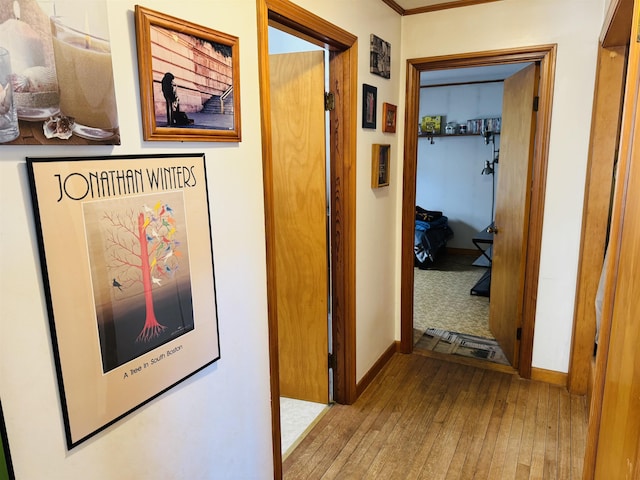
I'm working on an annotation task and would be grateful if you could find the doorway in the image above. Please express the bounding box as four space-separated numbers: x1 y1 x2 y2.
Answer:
400 45 557 380
256 0 358 477
268 29 331 457
412 64 530 368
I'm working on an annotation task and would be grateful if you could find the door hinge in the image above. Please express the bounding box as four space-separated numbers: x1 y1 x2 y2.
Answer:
325 91 335 111
533 96 539 112
516 327 522 340
328 352 336 370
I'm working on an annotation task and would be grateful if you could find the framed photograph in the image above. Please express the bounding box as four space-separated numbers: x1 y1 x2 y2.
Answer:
362 84 377 129
1 0 121 145
135 5 241 142
27 153 220 449
370 34 391 79
371 144 390 188
382 103 397 133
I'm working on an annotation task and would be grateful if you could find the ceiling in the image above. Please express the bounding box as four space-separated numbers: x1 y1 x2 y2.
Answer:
381 0 501 15
420 63 531 86
377 0 523 84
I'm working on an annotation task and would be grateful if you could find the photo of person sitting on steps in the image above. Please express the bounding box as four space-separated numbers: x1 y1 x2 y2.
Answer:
161 72 193 126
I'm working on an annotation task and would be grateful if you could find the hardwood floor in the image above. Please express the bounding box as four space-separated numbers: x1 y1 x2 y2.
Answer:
283 353 587 479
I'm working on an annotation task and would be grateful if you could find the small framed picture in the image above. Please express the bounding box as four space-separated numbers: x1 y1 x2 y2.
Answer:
370 34 391 79
362 84 377 129
372 144 390 188
382 103 397 133
135 5 241 142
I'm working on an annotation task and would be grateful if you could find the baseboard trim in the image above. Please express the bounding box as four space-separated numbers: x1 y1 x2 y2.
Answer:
531 366 567 386
356 341 400 397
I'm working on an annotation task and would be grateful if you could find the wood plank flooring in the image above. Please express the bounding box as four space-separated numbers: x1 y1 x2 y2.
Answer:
283 353 587 479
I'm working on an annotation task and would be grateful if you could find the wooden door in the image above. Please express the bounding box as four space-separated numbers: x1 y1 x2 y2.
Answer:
489 63 539 367
270 51 329 404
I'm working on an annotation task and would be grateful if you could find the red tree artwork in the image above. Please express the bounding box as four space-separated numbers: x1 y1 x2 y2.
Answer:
104 201 182 342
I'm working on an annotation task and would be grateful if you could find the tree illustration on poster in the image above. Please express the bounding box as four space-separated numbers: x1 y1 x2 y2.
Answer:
85 192 195 373
104 201 183 342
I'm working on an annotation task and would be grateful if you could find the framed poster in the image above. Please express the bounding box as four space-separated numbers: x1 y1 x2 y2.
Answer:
371 144 390 188
362 83 377 129
135 5 241 142
27 153 220 448
382 103 397 133
370 34 390 79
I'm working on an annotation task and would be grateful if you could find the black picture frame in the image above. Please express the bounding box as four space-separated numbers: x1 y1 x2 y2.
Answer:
27 153 221 449
362 84 377 129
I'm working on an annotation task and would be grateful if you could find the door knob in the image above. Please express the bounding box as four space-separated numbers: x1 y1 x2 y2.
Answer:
487 225 499 234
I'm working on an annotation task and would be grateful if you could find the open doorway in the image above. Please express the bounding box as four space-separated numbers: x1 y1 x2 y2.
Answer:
412 63 531 368
400 45 557 380
256 0 358 476
267 26 332 459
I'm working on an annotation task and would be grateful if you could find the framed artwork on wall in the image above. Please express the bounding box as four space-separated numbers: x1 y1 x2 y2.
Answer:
372 144 390 188
0 0 120 145
0 401 13 480
370 34 390 79
382 103 397 133
362 83 377 129
135 5 241 142
27 153 220 449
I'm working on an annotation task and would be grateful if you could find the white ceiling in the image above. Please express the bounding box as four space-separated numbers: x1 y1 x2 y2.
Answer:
420 63 531 86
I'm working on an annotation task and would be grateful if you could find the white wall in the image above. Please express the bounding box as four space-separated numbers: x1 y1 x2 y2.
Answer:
0 0 403 477
400 0 604 372
0 1 267 479
417 82 503 249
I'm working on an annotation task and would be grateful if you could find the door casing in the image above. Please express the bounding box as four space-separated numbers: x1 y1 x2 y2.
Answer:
400 45 557 379
257 0 358 477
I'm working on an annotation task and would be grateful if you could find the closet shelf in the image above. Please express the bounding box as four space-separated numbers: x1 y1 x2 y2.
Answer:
418 133 500 138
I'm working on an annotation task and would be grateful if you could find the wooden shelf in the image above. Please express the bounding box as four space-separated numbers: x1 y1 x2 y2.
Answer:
418 132 500 138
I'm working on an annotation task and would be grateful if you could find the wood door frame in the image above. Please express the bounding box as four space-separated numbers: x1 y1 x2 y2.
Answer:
257 0 358 477
580 0 637 477
400 45 557 380
567 0 631 397
567 44 627 396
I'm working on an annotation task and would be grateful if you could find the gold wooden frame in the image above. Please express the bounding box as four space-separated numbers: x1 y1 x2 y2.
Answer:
134 5 241 142
371 144 390 188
